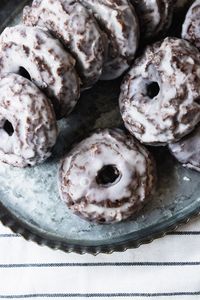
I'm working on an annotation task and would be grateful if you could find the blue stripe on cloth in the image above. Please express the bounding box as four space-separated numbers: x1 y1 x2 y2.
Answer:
0 292 200 298
1 262 200 268
1 232 200 238
167 232 200 235
0 234 20 238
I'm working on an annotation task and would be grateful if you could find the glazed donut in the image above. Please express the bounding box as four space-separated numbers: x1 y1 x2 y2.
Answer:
182 0 200 49
130 0 173 40
80 0 139 80
23 0 106 89
59 129 156 224
0 25 80 118
169 125 200 172
119 37 200 145
0 74 58 167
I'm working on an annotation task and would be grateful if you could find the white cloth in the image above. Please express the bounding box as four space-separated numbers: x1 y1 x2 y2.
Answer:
0 217 200 299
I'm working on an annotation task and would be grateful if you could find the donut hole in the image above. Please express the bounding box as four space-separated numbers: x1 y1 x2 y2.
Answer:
3 120 14 136
96 165 121 186
146 82 160 99
19 67 31 81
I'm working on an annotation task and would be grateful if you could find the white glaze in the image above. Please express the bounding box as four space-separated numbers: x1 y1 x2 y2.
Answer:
169 124 200 172
80 0 139 80
23 0 105 88
0 25 80 117
182 0 200 49
59 129 156 223
0 74 58 167
130 0 172 39
120 37 200 145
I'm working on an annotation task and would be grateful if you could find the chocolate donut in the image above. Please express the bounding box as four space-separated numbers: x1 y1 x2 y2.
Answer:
59 129 156 224
80 0 139 80
119 37 200 145
23 0 106 89
0 25 80 118
182 0 200 49
130 0 173 40
169 125 200 172
0 74 58 167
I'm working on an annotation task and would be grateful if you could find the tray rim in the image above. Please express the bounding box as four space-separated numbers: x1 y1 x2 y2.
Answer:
0 201 200 255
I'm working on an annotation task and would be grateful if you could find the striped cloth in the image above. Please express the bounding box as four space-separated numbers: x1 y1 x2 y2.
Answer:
1 218 200 299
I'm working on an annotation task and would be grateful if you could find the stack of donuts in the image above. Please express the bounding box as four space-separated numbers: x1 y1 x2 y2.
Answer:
0 0 199 224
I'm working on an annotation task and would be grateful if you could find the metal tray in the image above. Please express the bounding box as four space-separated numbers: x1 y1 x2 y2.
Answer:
0 0 200 255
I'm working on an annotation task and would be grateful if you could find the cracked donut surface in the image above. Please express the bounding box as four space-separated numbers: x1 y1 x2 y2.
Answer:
59 129 156 224
182 0 200 50
119 37 200 145
0 74 58 167
80 0 139 80
129 0 173 40
0 25 80 118
169 125 200 172
23 0 106 89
